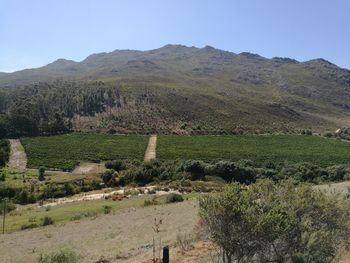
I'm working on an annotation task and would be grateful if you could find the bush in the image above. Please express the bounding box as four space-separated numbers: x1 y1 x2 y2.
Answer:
15 189 36 205
102 205 112 214
21 223 38 230
143 197 159 206
166 193 184 203
0 200 16 214
42 216 54 226
63 183 76 196
0 185 17 199
200 180 350 262
100 169 117 187
38 249 78 263
105 160 126 171
38 166 46 181
180 160 207 180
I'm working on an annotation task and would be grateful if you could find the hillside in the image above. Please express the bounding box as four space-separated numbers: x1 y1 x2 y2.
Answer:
1 44 350 135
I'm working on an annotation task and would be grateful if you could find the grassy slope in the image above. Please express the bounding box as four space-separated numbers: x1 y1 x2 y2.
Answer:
21 134 149 170
157 135 350 166
4 193 198 233
5 195 152 233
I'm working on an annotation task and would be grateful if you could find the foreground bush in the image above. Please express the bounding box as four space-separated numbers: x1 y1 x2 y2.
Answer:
199 180 350 262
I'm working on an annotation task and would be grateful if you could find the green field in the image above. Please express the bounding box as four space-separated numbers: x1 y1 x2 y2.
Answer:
21 133 149 170
157 135 350 166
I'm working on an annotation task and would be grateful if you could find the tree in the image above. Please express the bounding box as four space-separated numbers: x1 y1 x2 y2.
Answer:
199 180 350 262
38 167 46 181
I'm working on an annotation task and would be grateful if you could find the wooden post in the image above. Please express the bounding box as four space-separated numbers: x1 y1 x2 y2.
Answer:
2 198 6 234
163 246 169 263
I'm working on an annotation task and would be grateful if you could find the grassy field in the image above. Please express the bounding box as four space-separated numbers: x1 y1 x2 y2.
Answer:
157 135 350 166
3 193 197 233
21 133 149 170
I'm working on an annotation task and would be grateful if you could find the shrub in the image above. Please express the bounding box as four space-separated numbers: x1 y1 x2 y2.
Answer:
38 166 46 181
0 185 17 199
180 160 207 180
42 216 54 226
0 200 16 214
63 183 76 196
143 197 159 206
38 249 78 263
200 180 350 262
21 223 38 230
15 189 36 205
105 160 126 171
103 205 112 214
166 193 184 203
100 169 116 187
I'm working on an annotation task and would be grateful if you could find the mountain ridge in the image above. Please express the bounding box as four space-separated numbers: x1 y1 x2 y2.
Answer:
1 44 348 78
1 44 350 135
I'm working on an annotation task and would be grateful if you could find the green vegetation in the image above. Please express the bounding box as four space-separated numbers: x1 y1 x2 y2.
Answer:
38 249 78 263
200 180 350 262
0 168 102 205
0 139 9 167
109 158 349 188
166 193 184 203
21 133 149 170
158 135 350 166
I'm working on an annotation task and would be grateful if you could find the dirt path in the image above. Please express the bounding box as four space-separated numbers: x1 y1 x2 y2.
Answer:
144 135 157 162
314 180 350 195
72 162 106 175
8 139 27 171
0 200 199 263
42 186 181 207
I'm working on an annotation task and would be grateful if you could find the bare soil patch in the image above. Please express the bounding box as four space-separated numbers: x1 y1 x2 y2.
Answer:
144 135 157 161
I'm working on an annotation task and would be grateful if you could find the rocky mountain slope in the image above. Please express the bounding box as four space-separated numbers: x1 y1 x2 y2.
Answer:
1 45 350 134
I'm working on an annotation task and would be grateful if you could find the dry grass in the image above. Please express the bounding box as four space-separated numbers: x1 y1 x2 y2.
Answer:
0 200 199 263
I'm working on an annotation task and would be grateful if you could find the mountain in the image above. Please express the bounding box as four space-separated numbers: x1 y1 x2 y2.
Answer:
1 44 350 135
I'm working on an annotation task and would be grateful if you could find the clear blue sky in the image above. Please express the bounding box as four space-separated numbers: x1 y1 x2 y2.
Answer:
1 0 349 72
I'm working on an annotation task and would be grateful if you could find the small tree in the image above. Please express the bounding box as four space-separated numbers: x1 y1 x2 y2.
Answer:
38 167 46 181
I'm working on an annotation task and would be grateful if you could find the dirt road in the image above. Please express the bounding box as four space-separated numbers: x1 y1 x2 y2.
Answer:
8 139 27 171
144 135 157 162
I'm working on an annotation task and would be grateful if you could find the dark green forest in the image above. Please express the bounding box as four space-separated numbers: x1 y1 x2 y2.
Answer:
0 81 123 138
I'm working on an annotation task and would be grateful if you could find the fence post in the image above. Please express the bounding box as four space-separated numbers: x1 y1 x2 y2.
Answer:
2 198 6 234
163 246 169 263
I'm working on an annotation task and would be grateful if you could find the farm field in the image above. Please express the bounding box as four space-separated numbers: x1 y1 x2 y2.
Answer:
157 135 350 166
21 133 149 170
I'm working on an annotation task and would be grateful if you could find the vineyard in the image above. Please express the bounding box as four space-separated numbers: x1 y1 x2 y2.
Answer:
21 134 149 170
157 135 350 166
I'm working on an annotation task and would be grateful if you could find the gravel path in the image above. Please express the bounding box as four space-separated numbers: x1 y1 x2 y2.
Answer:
144 135 157 161
8 139 27 171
